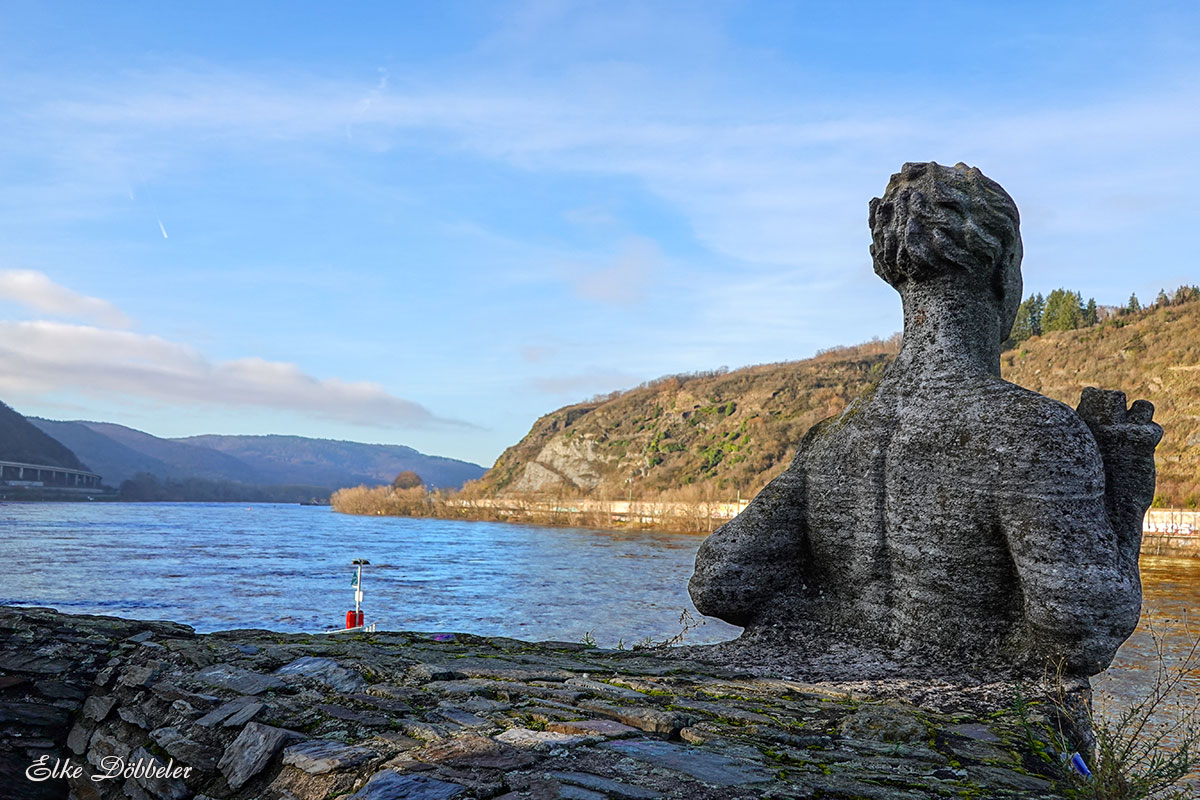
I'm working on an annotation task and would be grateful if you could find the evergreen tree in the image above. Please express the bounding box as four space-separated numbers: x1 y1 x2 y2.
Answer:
1043 288 1083 332
1171 285 1199 305
1156 288 1170 307
1083 297 1098 326
1127 293 1141 313
1007 293 1044 344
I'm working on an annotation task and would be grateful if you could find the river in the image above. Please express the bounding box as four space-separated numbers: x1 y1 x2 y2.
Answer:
1 501 1196 777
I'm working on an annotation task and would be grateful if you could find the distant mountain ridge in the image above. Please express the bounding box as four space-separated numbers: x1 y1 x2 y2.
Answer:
0 401 87 470
179 434 484 489
27 419 485 491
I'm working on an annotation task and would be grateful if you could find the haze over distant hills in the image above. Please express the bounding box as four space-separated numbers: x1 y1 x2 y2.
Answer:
0 401 87 471
26 418 485 491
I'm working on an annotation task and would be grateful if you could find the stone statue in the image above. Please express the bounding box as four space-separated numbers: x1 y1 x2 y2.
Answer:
690 162 1162 678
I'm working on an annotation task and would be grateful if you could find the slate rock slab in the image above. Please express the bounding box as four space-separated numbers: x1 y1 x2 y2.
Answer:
281 738 378 774
495 728 591 749
548 770 663 799
217 721 302 790
129 746 190 800
600 739 773 786
546 719 638 737
195 696 255 727
150 726 222 771
276 655 367 692
416 733 536 769
194 664 284 695
348 769 466 799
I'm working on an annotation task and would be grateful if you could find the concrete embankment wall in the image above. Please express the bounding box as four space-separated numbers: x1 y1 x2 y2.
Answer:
461 500 1200 556
1142 509 1200 558
451 497 751 533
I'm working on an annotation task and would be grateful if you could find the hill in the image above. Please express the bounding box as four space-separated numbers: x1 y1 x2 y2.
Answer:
27 419 485 492
180 434 486 489
471 296 1200 509
0 401 87 470
36 421 263 484
27 419 175 483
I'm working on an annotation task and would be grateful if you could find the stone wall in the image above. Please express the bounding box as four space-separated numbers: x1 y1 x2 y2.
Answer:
1 607 1077 800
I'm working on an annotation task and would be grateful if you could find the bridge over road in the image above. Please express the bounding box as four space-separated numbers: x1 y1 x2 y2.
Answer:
0 460 101 489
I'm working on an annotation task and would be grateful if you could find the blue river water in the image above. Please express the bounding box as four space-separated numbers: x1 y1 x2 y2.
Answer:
1 500 1196 775
0 501 741 646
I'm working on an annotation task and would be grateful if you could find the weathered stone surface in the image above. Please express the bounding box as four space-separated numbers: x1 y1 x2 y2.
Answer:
151 725 223 770
0 653 73 673
601 739 773 785
282 738 377 774
0 701 70 727
837 705 928 743
195 696 254 727
34 679 85 700
576 700 689 735
81 694 116 722
547 771 662 799
118 704 151 729
217 721 302 790
194 663 284 695
276 655 367 692
690 161 1162 680
66 721 92 754
119 663 163 688
222 700 265 727
149 681 219 704
494 727 591 749
0 607 1078 799
434 708 493 730
315 703 388 726
417 733 536 769
564 677 646 700
128 746 191 800
348 769 466 799
546 718 638 737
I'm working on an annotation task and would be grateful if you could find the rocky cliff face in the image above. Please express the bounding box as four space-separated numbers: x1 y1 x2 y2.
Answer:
479 353 893 499
474 297 1200 508
1 607 1076 800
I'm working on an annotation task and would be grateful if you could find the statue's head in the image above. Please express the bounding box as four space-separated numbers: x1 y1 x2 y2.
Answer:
870 162 1023 332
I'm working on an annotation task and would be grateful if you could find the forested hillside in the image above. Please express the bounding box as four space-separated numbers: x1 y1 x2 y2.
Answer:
0 401 87 470
470 289 1200 509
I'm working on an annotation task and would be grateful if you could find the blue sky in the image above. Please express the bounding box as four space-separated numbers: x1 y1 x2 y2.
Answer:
1 1 1198 467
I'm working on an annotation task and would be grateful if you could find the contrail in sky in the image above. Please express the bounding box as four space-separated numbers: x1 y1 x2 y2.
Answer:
158 220 169 239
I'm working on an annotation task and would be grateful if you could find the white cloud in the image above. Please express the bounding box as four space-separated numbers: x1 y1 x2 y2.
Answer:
0 321 468 429
0 270 134 328
16 64 1200 278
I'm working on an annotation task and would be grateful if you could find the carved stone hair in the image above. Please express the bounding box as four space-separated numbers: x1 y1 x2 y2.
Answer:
869 162 1021 294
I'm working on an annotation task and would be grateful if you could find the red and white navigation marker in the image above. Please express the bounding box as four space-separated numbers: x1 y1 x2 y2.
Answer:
346 558 369 629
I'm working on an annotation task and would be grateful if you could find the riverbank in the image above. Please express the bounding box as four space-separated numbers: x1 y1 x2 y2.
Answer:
332 486 1200 556
1 606 1081 800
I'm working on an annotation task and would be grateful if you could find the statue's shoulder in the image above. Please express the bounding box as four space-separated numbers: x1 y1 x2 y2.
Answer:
988 379 1090 434
985 378 1105 479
